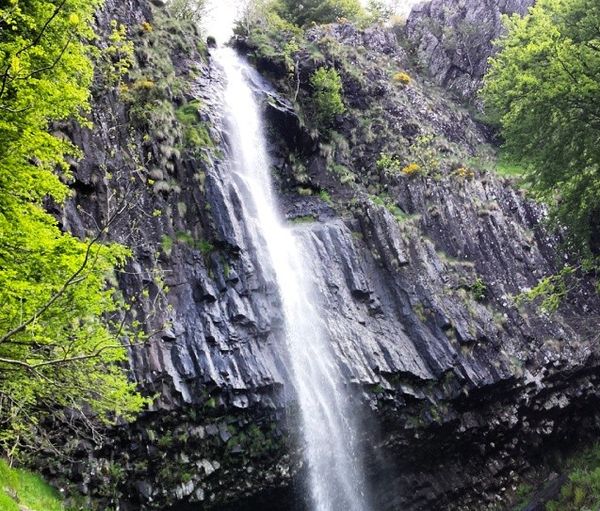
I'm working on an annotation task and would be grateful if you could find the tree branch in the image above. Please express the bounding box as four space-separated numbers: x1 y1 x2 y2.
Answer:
0 0 69 100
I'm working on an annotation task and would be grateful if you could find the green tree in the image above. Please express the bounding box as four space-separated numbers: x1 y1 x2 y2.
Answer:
482 0 600 256
277 0 365 26
310 67 346 127
366 0 395 24
169 0 205 23
0 0 149 457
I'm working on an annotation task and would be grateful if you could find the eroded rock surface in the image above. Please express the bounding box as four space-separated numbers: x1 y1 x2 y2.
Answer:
44 0 600 510
405 0 535 101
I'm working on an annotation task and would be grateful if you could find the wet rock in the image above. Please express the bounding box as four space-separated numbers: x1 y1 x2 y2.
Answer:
175 481 194 499
45 0 600 510
134 481 154 501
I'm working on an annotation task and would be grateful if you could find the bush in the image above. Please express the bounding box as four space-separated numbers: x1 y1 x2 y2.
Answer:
471 277 487 301
169 0 205 23
393 71 411 85
176 100 214 152
453 166 475 179
310 67 346 127
277 0 365 26
545 443 600 511
401 162 421 176
376 153 402 173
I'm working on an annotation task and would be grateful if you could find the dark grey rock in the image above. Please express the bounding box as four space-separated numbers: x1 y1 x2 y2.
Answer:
45 0 600 510
405 0 535 101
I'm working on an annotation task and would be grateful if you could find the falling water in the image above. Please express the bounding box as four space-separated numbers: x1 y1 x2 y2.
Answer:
213 47 370 511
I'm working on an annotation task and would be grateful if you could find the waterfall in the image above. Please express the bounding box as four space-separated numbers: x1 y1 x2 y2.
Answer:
212 47 370 511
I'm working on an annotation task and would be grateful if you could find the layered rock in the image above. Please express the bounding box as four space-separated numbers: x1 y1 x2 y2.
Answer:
405 0 535 101
44 1 600 510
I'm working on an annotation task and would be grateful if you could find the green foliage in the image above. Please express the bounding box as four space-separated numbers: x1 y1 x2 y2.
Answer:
0 0 148 457
369 194 409 223
276 0 365 26
161 234 175 256
377 143 433 178
393 71 411 85
482 0 600 256
467 152 526 182
124 9 199 117
176 100 214 151
319 190 333 205
546 444 600 511
376 152 403 174
310 67 346 127
409 135 441 175
377 136 441 178
175 100 202 125
366 0 396 24
291 215 318 224
471 277 487 302
0 459 66 511
169 0 205 23
494 152 526 178
96 20 135 88
237 5 303 78
329 162 356 184
122 7 211 178
161 232 214 256
516 265 576 313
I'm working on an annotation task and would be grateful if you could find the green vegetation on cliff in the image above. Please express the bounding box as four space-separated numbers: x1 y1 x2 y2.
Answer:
275 0 364 26
483 0 600 257
0 459 67 511
310 67 346 127
0 0 148 458
543 444 600 510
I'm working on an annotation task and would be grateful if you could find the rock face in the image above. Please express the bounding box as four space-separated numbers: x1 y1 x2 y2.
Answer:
46 0 600 510
405 0 535 101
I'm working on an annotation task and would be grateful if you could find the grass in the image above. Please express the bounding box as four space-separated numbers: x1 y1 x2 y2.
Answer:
467 151 527 179
369 194 415 223
496 156 526 178
545 443 600 511
0 458 67 511
290 214 317 224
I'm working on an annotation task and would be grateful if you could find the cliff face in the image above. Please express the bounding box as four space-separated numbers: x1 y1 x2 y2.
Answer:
46 0 600 510
405 0 535 101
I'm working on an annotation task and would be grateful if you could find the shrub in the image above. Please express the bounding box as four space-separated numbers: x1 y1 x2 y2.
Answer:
319 190 333 205
277 0 365 26
454 166 475 179
310 67 346 127
366 0 395 24
169 0 205 23
471 277 487 301
402 162 422 176
393 71 411 85
516 265 575 314
132 78 156 91
409 135 441 175
376 153 402 174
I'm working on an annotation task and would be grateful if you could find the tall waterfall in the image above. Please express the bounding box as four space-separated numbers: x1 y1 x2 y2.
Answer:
213 47 370 511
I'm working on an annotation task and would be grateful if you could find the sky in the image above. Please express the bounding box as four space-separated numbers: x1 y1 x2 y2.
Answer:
202 0 423 44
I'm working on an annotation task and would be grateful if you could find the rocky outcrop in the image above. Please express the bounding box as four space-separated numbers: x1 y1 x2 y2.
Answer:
405 0 535 101
44 1 600 510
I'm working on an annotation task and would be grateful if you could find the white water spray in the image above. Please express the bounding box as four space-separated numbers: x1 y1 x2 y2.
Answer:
213 47 370 511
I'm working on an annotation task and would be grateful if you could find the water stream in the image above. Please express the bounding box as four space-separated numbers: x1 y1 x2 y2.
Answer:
212 47 370 511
